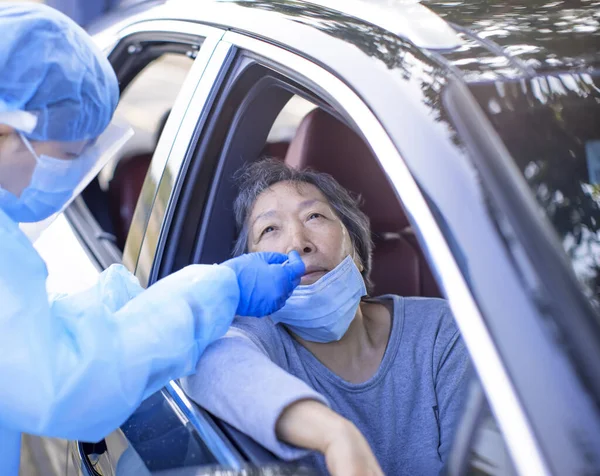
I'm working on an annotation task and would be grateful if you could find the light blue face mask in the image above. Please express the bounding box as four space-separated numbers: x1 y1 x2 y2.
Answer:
270 255 367 343
0 133 88 223
0 123 133 225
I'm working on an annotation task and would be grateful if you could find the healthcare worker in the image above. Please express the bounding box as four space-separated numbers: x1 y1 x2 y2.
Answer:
0 3 305 474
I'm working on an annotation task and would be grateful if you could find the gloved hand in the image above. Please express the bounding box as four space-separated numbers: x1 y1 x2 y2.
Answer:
223 250 305 317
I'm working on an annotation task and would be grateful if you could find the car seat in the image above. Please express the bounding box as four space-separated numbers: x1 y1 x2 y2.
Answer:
284 109 441 297
262 141 290 160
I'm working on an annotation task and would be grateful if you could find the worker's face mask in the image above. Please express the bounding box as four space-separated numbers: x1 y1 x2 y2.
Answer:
0 134 90 222
270 255 367 343
0 113 132 231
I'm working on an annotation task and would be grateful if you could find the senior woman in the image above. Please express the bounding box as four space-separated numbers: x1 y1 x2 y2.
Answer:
183 159 471 475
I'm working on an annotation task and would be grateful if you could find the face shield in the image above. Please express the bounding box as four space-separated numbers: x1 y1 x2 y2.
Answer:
0 111 133 241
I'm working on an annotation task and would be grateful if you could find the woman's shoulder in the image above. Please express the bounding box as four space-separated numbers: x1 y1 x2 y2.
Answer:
232 314 277 333
229 317 302 370
377 295 457 341
230 316 292 352
374 294 451 320
379 295 466 371
403 296 452 320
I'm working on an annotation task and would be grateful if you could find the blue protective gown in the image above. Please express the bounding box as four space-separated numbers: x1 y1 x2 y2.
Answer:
0 209 240 475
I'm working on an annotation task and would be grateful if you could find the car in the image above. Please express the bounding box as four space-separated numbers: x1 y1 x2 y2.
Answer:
31 0 600 474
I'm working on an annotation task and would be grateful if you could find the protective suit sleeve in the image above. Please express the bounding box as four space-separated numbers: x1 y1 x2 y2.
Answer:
0 212 239 441
181 327 329 460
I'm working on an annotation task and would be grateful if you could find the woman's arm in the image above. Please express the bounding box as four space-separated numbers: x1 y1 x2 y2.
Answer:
183 327 382 475
276 399 383 476
182 327 330 460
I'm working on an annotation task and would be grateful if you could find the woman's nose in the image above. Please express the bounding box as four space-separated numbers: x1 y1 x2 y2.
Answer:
286 227 314 256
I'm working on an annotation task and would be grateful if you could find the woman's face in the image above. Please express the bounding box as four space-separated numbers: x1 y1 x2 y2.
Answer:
248 180 362 285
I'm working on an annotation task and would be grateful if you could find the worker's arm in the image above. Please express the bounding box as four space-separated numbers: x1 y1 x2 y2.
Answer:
0 213 303 441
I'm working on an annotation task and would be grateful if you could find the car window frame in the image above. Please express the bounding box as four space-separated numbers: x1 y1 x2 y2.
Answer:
118 46 332 468
114 19 247 471
64 20 222 274
123 36 234 286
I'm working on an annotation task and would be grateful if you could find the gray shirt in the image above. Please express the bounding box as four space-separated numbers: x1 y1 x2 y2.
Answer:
182 296 471 475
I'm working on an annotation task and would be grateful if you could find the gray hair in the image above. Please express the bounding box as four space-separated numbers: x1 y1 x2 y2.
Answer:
232 158 373 291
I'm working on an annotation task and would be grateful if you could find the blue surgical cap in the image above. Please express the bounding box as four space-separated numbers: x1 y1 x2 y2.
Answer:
0 3 119 142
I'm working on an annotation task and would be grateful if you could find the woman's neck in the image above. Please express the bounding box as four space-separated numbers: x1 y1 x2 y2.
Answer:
294 300 392 384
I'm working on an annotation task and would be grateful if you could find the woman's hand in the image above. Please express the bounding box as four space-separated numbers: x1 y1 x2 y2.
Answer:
276 399 383 476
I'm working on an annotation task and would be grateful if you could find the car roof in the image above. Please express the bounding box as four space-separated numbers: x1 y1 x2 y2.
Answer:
100 0 599 81
427 0 600 76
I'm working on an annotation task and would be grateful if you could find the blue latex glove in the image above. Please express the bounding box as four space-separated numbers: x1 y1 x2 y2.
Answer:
223 251 305 317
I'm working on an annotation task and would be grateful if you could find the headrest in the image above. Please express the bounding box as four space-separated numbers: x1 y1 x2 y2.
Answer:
284 109 409 232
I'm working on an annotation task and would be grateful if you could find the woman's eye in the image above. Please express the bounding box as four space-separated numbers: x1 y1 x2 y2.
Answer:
260 226 275 237
308 212 323 220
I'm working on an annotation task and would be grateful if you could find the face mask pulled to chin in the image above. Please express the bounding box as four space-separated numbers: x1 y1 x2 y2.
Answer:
269 255 367 343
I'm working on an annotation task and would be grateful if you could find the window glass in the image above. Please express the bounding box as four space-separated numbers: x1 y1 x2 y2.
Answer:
470 72 600 316
100 53 194 187
259 94 318 161
449 382 517 476
82 52 194 249
69 391 220 476
267 95 318 143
